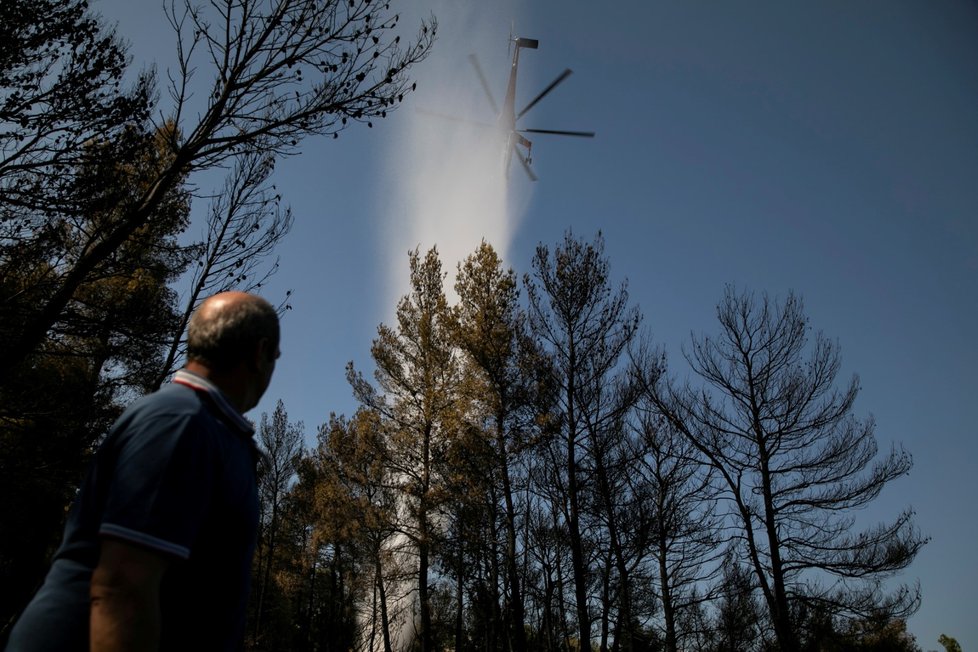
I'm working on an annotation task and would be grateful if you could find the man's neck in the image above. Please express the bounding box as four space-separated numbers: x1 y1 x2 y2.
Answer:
182 362 253 414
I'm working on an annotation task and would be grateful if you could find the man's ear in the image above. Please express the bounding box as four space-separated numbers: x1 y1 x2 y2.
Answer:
246 339 265 372
255 337 274 367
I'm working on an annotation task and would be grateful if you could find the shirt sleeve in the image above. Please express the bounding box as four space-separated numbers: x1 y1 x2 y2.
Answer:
98 411 217 560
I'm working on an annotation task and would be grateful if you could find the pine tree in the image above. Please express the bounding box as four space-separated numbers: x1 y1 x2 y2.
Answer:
647 287 927 651
524 231 641 649
348 247 461 652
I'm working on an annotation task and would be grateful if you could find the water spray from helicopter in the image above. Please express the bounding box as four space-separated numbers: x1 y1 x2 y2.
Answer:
378 8 593 312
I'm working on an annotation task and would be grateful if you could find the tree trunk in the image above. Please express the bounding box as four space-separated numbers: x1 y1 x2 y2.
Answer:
658 534 677 652
454 549 465 652
418 420 433 652
599 550 612 652
758 444 797 652
418 538 431 652
591 429 634 652
565 343 591 648
254 496 280 644
499 420 527 652
375 550 393 652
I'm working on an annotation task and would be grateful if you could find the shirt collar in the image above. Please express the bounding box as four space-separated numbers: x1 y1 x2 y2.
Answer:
171 369 255 436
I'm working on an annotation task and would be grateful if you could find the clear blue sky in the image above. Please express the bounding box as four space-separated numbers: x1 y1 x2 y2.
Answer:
101 1 978 648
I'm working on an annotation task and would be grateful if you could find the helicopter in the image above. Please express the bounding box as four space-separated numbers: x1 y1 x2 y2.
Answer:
470 36 595 181
422 35 592 181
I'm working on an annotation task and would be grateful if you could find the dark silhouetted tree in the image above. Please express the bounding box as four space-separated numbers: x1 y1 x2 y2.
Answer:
0 123 194 634
524 231 641 650
155 149 293 387
252 400 304 647
1 0 436 378
1 0 434 633
713 549 765 652
0 0 152 220
632 403 723 652
645 287 927 652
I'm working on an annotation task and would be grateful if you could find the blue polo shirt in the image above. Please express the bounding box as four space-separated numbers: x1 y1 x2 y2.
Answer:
6 370 260 651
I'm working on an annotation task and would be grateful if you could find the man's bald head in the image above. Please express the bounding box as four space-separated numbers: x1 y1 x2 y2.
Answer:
186 292 279 372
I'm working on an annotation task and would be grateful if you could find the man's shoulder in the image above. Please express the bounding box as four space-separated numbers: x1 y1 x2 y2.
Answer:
125 383 207 420
108 383 217 445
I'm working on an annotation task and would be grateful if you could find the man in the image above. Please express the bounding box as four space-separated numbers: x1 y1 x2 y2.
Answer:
6 292 280 651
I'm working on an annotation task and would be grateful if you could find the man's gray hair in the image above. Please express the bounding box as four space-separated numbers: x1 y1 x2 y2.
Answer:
186 296 279 371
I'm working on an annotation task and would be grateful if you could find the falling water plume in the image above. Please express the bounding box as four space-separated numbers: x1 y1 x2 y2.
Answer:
379 1 529 311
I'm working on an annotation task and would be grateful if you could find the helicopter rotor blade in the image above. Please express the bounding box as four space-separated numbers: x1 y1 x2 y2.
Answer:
468 54 499 115
517 68 572 119
520 128 595 138
417 108 495 130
